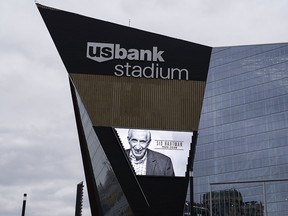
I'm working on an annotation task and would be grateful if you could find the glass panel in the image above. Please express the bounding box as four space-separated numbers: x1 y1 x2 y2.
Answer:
193 44 288 215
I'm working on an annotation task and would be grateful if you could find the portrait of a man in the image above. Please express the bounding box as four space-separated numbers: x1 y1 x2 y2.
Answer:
125 129 175 176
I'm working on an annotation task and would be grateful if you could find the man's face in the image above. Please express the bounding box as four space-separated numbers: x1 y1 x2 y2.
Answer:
128 130 150 160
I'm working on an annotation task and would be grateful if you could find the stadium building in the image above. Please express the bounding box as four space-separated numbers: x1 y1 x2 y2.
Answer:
37 4 288 216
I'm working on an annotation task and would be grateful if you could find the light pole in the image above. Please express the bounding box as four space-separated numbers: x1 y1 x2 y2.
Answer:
21 193 27 216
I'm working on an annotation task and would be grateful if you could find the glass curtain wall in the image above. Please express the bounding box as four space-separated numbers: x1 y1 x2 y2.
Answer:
193 43 288 216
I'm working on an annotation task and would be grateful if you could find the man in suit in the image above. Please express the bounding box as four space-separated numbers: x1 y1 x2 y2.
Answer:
126 129 175 176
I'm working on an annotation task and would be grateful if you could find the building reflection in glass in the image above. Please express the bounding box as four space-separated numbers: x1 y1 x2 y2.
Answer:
76 91 133 216
184 189 264 216
96 159 133 215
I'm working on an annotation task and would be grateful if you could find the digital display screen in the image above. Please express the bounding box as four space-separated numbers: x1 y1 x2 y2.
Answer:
115 128 193 177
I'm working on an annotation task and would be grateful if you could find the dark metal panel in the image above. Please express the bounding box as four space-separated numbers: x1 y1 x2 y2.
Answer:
36 3 211 81
69 80 103 216
94 126 150 215
137 176 189 216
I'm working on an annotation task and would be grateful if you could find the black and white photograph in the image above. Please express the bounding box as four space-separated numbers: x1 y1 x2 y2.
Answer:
116 128 193 177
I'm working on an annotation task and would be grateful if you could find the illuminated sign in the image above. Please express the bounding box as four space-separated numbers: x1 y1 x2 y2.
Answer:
116 128 193 177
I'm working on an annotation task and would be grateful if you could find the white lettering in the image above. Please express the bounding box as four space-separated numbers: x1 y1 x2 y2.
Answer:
89 42 190 81
142 64 154 78
114 64 124 76
152 47 164 62
87 42 114 62
131 65 142 78
114 62 189 81
127 49 139 60
171 68 189 80
87 42 165 62
115 44 127 60
140 49 152 61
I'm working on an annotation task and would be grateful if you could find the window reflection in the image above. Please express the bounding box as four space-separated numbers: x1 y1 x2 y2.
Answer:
76 91 133 216
193 44 288 216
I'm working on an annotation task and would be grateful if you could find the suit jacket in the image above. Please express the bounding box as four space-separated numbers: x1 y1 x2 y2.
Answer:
126 149 175 176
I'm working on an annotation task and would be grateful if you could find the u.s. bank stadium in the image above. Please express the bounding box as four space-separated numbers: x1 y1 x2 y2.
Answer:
37 4 288 216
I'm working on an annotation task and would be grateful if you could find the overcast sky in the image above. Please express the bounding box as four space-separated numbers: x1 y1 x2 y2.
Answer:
0 0 288 215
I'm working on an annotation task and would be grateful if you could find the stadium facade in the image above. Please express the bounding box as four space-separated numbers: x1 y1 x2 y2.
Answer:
194 44 288 216
37 4 288 216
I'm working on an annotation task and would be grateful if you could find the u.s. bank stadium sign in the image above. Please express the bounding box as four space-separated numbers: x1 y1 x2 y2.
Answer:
36 4 211 82
87 42 190 81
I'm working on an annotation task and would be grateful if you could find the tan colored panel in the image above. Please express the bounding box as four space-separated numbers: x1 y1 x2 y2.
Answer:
70 74 206 131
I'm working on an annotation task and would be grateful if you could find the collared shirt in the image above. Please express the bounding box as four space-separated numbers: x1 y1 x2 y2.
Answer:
129 150 147 175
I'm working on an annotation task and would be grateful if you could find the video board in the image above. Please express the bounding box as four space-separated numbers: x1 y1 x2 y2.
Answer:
116 128 193 177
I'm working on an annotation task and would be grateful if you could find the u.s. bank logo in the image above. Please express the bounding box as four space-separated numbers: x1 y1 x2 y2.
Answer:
87 42 114 62
87 42 165 63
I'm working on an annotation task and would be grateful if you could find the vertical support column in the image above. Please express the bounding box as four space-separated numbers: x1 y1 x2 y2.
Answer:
189 131 198 216
209 184 213 216
263 182 267 216
190 171 194 216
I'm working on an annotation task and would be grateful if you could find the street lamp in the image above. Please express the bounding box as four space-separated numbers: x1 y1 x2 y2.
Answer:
21 193 27 216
